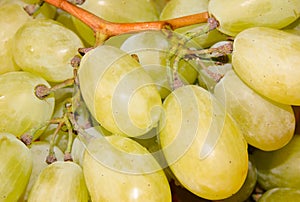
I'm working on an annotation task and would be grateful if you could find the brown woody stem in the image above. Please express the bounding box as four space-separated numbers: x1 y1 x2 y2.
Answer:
43 0 209 42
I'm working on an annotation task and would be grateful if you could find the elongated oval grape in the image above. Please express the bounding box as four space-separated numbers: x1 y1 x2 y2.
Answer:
28 161 89 202
72 0 159 45
13 19 83 82
83 135 172 202
78 45 162 137
214 70 295 151
0 3 31 75
120 30 198 98
20 141 64 201
232 27 300 105
251 135 300 190
0 133 32 202
159 85 248 200
258 188 300 202
0 71 55 139
208 0 300 36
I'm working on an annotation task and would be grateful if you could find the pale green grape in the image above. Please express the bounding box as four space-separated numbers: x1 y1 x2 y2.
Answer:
28 161 89 202
0 0 57 19
20 141 64 201
104 33 133 48
0 133 32 202
13 19 84 82
72 0 159 45
208 0 300 36
78 45 162 137
160 0 208 19
214 70 295 151
150 0 169 13
232 27 300 105
120 30 198 98
251 135 300 190
160 0 228 48
0 71 55 139
159 85 248 200
83 135 172 202
0 3 32 75
258 188 300 202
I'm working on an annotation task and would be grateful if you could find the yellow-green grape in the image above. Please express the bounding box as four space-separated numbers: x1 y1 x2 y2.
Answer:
251 135 300 190
214 70 295 151
208 0 300 36
104 33 134 48
258 188 300 202
78 45 162 137
0 72 55 139
28 161 89 202
72 0 159 45
0 3 32 75
232 27 300 105
21 141 64 201
159 0 228 48
83 135 172 202
13 19 84 82
120 30 198 98
0 133 32 202
0 0 56 19
159 85 248 200
150 0 169 13
218 160 257 202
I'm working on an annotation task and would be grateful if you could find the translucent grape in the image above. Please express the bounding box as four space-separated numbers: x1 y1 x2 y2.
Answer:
214 70 295 151
72 0 159 45
21 141 64 201
0 133 32 202
251 135 300 190
78 45 162 137
232 27 300 105
0 71 55 139
83 135 172 201
159 85 248 200
120 30 198 98
208 0 300 36
28 161 89 202
0 3 31 74
13 19 84 82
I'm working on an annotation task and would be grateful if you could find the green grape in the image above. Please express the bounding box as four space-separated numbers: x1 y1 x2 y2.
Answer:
160 0 227 48
20 141 64 201
72 0 159 45
83 135 172 202
160 0 208 19
232 27 300 105
214 70 295 151
0 71 55 139
0 133 32 202
150 0 169 13
258 188 300 202
104 33 134 48
120 30 198 98
251 135 300 190
159 85 248 200
28 161 89 202
78 45 162 137
285 29 300 35
13 19 84 82
217 160 257 202
208 0 300 36
0 3 32 75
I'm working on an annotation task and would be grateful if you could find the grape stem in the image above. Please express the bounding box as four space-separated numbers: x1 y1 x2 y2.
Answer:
43 0 209 44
